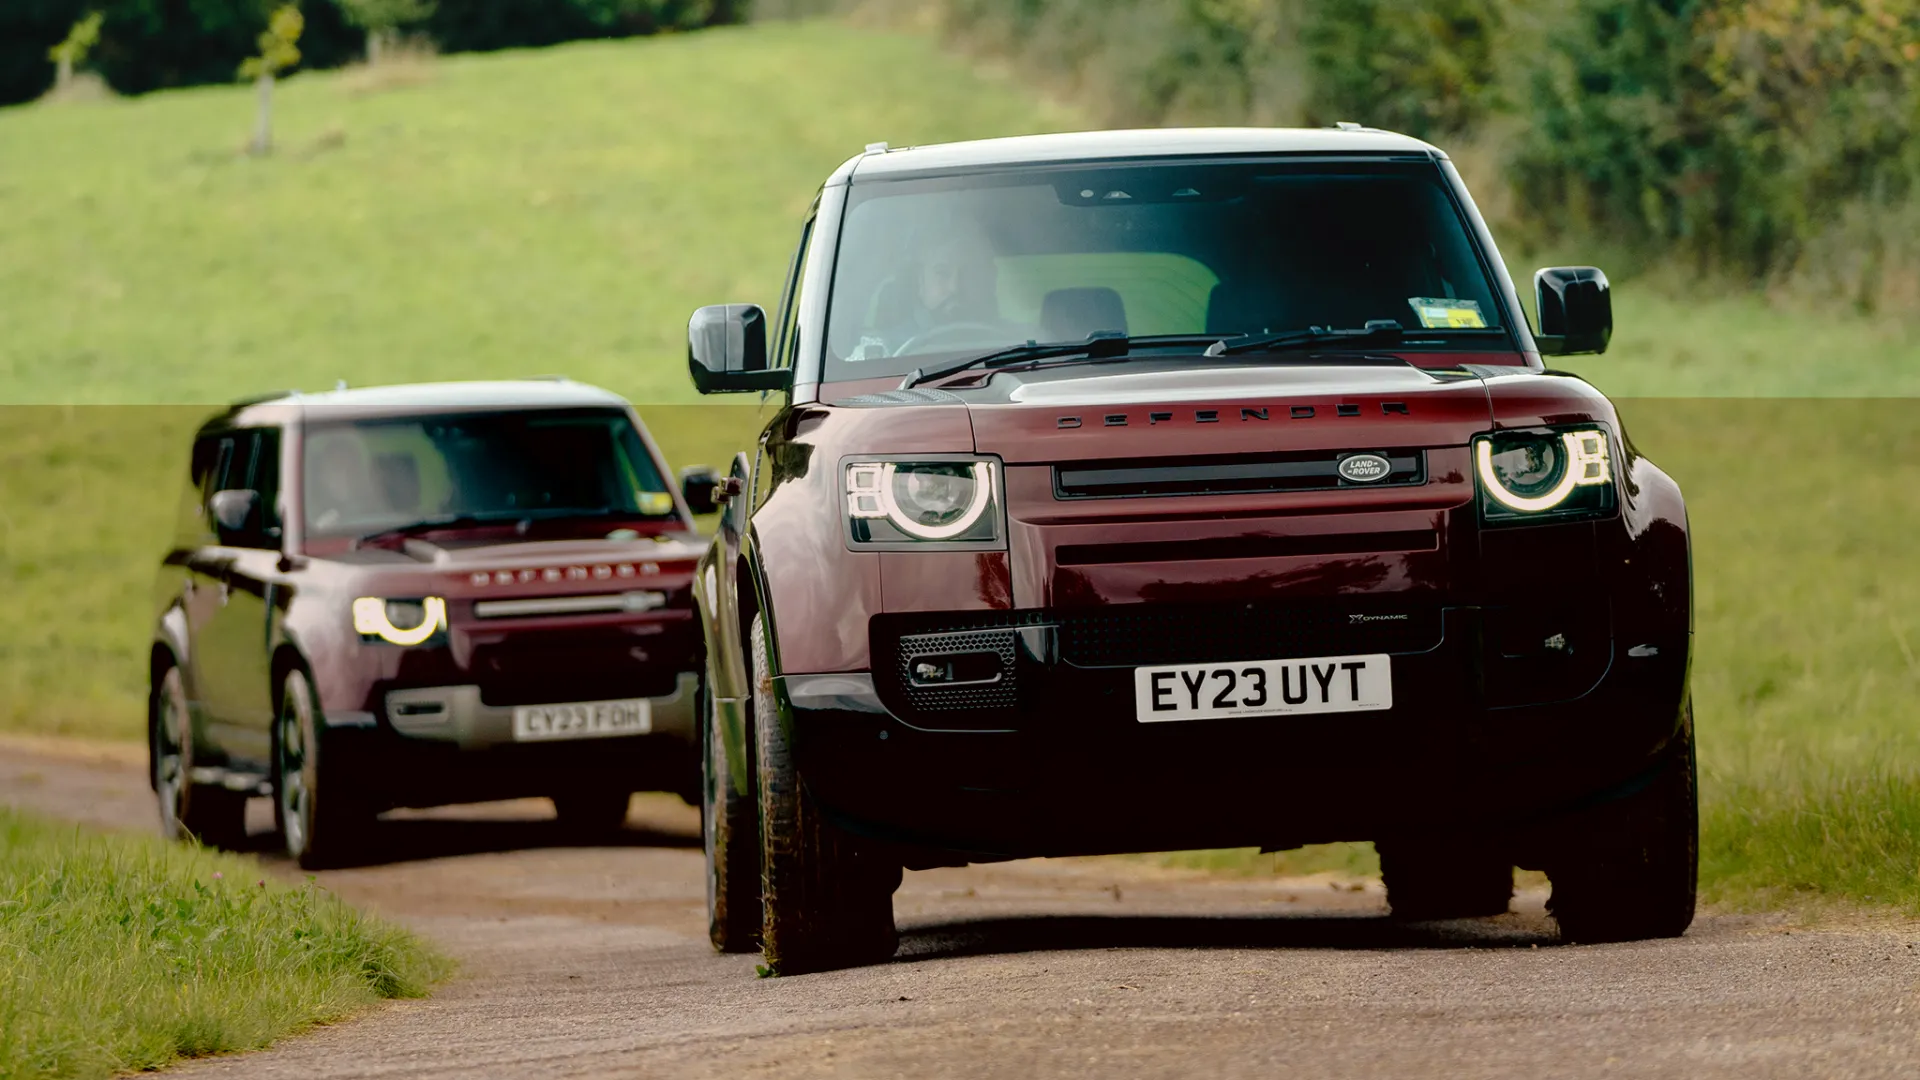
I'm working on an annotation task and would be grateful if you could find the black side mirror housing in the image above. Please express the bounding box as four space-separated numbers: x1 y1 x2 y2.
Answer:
208 489 259 539
680 465 722 516
1533 266 1612 356
688 304 791 394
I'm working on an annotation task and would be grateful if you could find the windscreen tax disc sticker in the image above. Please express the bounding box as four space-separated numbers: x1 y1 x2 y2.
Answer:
1408 297 1486 329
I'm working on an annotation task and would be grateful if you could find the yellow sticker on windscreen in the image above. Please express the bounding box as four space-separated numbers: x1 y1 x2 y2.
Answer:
638 491 675 515
1409 297 1487 329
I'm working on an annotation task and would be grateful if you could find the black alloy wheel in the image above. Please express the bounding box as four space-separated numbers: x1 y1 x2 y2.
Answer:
153 664 247 848
1545 700 1700 944
275 668 371 870
703 675 762 953
752 615 901 976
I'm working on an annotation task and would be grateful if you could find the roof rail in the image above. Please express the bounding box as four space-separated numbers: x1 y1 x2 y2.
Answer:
227 389 298 408
522 374 572 382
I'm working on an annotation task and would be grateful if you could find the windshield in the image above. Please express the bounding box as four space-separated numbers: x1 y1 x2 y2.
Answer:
823 159 1505 382
301 408 674 538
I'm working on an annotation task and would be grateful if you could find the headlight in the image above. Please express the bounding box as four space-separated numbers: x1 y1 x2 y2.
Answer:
352 596 448 646
845 458 1003 547
1474 427 1615 522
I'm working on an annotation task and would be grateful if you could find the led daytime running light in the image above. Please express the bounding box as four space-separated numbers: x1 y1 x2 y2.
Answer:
352 596 447 646
1476 431 1611 513
847 461 995 540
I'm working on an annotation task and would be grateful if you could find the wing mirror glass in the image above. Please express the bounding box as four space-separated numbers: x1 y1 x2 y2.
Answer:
680 466 722 516
1533 266 1612 356
688 304 791 394
208 488 259 536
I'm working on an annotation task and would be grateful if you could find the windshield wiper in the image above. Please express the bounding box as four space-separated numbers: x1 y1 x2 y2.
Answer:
351 507 630 549
901 333 1227 389
1205 320 1410 356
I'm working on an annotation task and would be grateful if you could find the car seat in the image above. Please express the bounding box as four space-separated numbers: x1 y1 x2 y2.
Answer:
1041 286 1128 343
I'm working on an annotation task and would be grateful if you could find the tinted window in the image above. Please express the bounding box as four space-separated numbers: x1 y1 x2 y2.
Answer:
823 160 1503 382
301 409 673 538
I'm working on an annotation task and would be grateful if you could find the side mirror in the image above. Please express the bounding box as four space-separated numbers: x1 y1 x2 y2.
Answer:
680 466 722 516
208 489 259 537
688 304 791 394
1533 266 1612 356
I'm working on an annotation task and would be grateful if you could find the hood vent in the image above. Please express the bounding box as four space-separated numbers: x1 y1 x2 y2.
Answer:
1054 449 1424 500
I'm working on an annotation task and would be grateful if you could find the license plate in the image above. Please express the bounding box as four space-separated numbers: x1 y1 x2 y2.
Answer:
1134 653 1392 723
511 699 652 741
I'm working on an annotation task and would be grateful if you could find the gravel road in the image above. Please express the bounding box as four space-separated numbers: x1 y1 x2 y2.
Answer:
4 735 1918 1079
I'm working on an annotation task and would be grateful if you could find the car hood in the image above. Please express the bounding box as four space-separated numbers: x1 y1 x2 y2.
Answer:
956 360 1495 463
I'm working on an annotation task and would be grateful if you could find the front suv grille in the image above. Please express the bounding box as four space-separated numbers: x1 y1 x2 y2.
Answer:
871 600 1444 729
1054 449 1425 499
472 621 698 706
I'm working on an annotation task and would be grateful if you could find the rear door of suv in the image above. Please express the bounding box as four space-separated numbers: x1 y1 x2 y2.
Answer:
191 425 285 767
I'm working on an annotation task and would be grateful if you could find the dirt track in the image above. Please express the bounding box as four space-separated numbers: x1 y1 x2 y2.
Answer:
4 736 1918 1079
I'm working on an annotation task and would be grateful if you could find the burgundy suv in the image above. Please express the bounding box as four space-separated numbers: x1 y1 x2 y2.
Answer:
149 380 719 868
689 128 1697 974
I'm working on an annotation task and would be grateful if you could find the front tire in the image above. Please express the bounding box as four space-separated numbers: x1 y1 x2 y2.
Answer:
752 615 899 975
1545 703 1699 943
275 668 372 870
703 676 761 953
153 664 247 849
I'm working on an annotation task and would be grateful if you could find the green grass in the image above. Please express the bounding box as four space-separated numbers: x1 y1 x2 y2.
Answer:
0 807 448 1079
0 21 1076 406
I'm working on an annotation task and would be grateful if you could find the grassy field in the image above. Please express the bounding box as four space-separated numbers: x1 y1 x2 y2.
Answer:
0 21 1914 407
0 807 447 1078
2 19 1918 919
0 22 1074 406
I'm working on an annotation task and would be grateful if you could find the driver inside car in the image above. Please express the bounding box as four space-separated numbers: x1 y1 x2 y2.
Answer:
861 231 1002 358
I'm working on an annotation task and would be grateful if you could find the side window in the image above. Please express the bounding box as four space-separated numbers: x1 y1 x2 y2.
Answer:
246 429 284 547
770 219 816 371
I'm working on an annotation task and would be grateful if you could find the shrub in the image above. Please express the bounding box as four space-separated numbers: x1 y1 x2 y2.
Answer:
1301 0 1506 137
1510 0 1920 281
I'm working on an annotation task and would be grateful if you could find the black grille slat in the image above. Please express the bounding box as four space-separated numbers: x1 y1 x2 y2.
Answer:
1055 450 1425 499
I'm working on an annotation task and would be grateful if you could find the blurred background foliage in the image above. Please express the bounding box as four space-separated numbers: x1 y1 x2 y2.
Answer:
0 0 744 105
764 0 1920 313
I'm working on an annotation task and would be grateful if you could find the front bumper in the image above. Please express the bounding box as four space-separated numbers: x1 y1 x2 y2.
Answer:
322 673 699 809
778 605 1690 861
378 672 698 748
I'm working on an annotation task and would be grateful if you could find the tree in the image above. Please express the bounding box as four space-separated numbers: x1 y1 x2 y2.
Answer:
47 12 103 96
335 0 435 63
239 5 304 156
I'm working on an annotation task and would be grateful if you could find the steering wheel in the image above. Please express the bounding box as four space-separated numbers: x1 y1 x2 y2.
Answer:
891 322 1007 358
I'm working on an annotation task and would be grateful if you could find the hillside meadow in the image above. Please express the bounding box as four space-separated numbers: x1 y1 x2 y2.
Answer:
2 20 1917 914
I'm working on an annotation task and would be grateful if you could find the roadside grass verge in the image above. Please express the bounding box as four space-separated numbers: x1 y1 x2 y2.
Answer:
0 807 449 1079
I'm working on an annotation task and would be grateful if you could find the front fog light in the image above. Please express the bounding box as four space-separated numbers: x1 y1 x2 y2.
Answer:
353 596 447 646
846 459 1002 546
1475 428 1614 520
